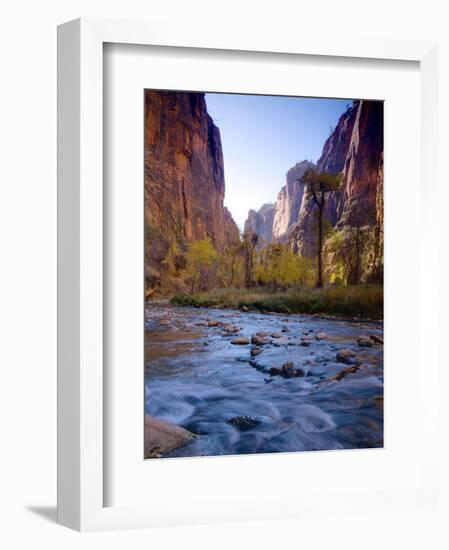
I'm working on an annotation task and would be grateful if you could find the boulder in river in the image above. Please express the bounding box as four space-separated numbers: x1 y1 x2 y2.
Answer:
208 319 220 327
231 336 250 345
357 336 374 347
315 332 328 340
251 347 263 357
271 332 283 338
369 334 384 345
145 415 194 458
251 334 269 346
256 331 269 338
270 361 305 378
227 415 261 431
221 324 241 336
336 349 357 364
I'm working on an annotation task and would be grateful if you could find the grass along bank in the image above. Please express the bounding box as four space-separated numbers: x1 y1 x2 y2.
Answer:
171 285 383 319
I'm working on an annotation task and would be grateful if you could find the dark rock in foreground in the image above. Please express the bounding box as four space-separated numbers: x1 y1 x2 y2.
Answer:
227 415 261 431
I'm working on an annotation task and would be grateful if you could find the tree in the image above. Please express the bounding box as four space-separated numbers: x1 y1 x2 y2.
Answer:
242 232 258 288
162 242 186 277
226 243 246 287
301 168 342 288
326 224 370 286
185 238 218 293
255 244 296 287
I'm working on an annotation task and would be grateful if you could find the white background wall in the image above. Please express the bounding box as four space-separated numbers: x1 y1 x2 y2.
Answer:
0 0 448 548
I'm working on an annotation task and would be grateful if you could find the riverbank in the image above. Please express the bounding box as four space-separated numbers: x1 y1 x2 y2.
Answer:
171 285 383 320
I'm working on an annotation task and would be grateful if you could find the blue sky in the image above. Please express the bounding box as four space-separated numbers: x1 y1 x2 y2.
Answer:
205 93 352 229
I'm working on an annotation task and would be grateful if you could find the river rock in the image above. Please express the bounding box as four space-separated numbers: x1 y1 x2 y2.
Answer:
369 334 384 344
249 359 264 371
300 339 311 347
357 336 374 347
251 334 269 346
336 349 357 364
223 324 240 334
256 331 269 338
270 361 305 378
159 319 171 325
332 365 360 381
315 332 328 340
144 415 194 458
271 332 283 338
241 305 249 312
250 347 263 357
227 415 261 431
208 320 220 327
231 337 250 345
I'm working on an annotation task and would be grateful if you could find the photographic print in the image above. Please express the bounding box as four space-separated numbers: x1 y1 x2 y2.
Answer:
144 90 383 459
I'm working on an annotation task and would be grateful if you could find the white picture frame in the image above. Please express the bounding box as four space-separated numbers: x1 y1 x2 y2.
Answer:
57 17 440 531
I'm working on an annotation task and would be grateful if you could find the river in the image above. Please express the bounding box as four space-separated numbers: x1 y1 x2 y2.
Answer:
144 302 383 458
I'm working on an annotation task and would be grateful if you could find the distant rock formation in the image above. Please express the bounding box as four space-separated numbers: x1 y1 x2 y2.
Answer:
144 91 240 285
272 160 316 240
243 203 275 243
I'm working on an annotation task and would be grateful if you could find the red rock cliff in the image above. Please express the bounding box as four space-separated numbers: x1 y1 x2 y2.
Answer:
144 91 240 282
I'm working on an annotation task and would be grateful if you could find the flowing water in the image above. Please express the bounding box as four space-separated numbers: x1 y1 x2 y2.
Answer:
144 302 383 458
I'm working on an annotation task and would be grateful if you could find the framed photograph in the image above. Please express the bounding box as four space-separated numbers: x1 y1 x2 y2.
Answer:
58 18 440 531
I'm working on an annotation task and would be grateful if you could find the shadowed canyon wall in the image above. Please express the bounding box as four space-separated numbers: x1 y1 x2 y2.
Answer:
290 100 384 256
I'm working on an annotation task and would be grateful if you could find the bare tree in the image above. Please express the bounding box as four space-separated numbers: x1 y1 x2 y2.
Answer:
301 168 342 288
242 232 258 288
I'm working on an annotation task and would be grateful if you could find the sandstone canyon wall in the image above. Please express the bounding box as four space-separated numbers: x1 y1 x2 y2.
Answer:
144 91 240 286
243 100 383 279
290 100 384 258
